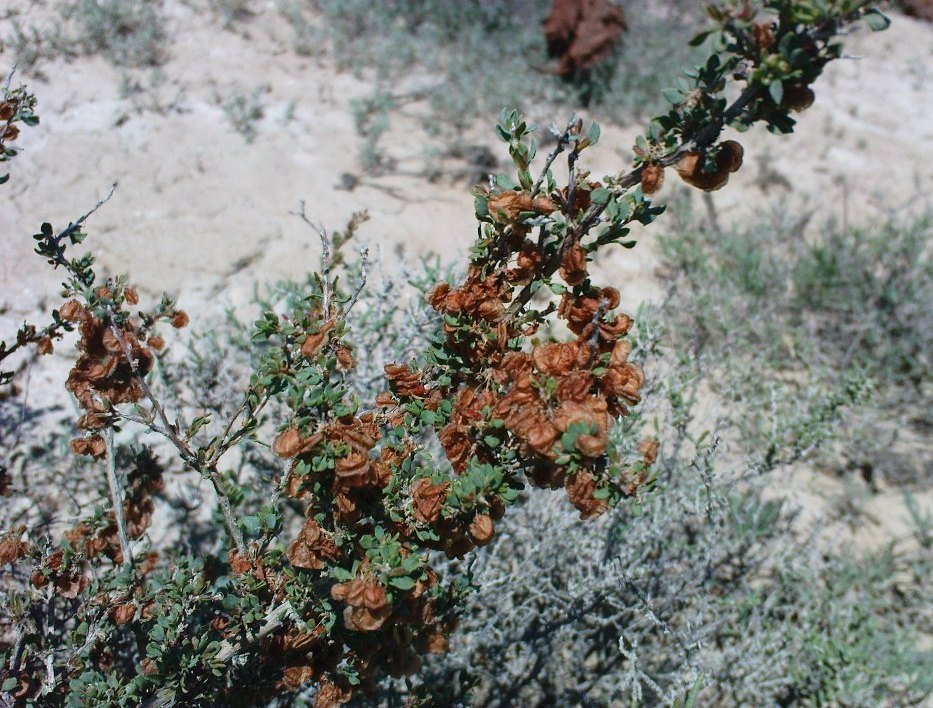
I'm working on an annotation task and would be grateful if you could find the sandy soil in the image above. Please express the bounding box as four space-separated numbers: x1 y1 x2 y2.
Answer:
2 3 931 543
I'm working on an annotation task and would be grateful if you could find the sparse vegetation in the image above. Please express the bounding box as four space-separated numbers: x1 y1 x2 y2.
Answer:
2 2 930 707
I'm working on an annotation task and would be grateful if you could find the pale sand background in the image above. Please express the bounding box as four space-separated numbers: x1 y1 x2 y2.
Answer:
2 3 931 547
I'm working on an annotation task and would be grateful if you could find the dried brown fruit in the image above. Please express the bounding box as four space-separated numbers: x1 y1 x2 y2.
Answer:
273 428 305 459
124 287 139 305
411 477 449 523
0 529 27 565
343 604 391 632
544 0 628 76
37 336 53 355
70 434 107 459
281 665 315 691
753 21 776 51
720 140 744 173
110 604 136 625
487 191 557 224
782 83 815 112
60 300 85 322
384 364 427 398
146 334 165 351
170 311 189 329
314 680 352 708
560 240 588 285
638 438 660 465
438 423 473 473
565 470 608 519
676 150 733 191
336 345 355 370
468 514 494 545
640 162 665 195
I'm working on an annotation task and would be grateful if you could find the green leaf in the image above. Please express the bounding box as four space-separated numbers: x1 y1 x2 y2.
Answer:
239 515 261 536
2 677 18 692
662 88 684 105
388 576 416 590
590 187 611 206
863 9 890 32
769 81 784 105
587 121 601 147
689 29 714 47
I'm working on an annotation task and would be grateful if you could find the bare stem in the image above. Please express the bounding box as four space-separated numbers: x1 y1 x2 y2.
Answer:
342 245 369 317
106 316 248 557
103 427 133 571
529 116 576 200
292 200 332 316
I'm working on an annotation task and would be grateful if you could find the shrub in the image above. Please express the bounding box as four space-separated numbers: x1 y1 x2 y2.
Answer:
396 214 932 706
0 3 907 706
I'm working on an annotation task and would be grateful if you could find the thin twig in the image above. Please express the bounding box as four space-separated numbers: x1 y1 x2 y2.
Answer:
292 200 332 316
530 116 576 200
342 245 369 317
106 315 247 557
48 184 118 267
103 427 133 571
